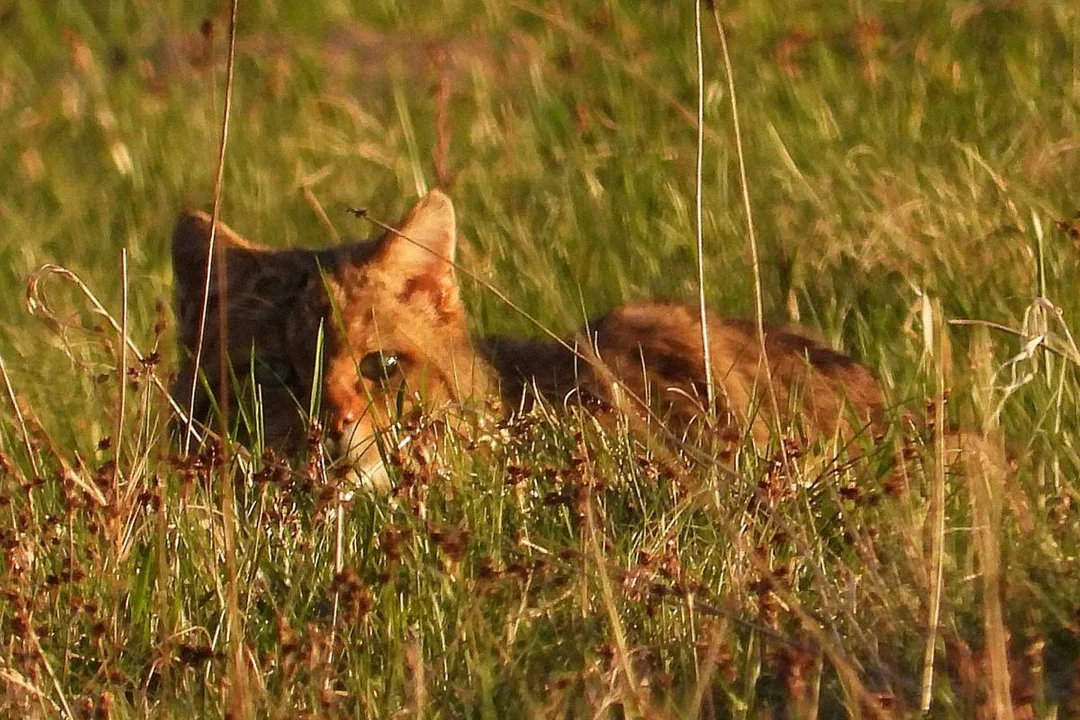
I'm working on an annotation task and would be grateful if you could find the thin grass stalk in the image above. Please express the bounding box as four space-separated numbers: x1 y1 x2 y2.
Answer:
973 435 1015 719
1034 215 1052 381
583 472 641 714
0 351 39 479
27 628 72 719
176 0 249 714
693 0 715 411
154 457 172 701
183 0 239 455
920 298 947 712
113 249 128 530
710 6 784 430
685 620 731 718
301 184 341 243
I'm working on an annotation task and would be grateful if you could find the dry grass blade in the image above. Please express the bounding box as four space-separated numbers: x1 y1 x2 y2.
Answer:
710 6 785 441
0 664 60 715
301 183 342 243
183 0 240 455
684 620 731 718
0 351 40 478
693 0 715 411
970 433 1015 719
584 481 642 715
745 551 887 718
25 263 212 441
112 249 128 510
951 310 1080 368
920 298 947 713
26 628 73 719
189 0 249 716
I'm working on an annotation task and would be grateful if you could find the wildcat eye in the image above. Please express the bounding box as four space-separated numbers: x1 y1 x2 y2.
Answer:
358 352 401 382
251 358 296 387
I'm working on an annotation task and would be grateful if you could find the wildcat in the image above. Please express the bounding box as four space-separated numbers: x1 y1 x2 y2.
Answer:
172 191 886 489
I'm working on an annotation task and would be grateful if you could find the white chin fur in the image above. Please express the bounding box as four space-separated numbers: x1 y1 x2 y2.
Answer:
351 460 392 494
328 426 394 498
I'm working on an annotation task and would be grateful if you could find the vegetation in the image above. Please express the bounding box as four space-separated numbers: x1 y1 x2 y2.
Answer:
1 0 1078 716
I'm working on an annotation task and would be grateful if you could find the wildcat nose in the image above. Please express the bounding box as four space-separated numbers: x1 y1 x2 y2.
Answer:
326 408 358 441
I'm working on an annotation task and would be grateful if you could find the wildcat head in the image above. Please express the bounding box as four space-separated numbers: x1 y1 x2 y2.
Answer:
171 191 489 490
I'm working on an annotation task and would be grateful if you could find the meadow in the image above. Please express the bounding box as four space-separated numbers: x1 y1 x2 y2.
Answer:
1 0 1079 716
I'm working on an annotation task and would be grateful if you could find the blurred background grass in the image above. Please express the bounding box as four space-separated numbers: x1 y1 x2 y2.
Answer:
4 1 1077 401
1 0 1079 716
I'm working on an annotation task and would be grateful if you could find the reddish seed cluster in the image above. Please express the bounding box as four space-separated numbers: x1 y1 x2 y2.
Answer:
426 522 471 566
253 449 294 486
264 614 341 705
73 691 115 720
329 568 374 624
175 642 216 666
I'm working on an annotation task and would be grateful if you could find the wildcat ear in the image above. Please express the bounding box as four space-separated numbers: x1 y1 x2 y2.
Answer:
171 210 268 296
171 210 273 338
172 210 256 288
373 190 458 282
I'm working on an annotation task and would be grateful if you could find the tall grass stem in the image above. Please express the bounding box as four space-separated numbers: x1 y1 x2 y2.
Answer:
693 0 715 411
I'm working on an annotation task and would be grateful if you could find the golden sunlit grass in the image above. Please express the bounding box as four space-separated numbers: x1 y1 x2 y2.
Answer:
1 0 1079 717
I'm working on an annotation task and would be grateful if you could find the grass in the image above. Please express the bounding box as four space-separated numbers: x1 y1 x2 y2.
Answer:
1 0 1079 716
